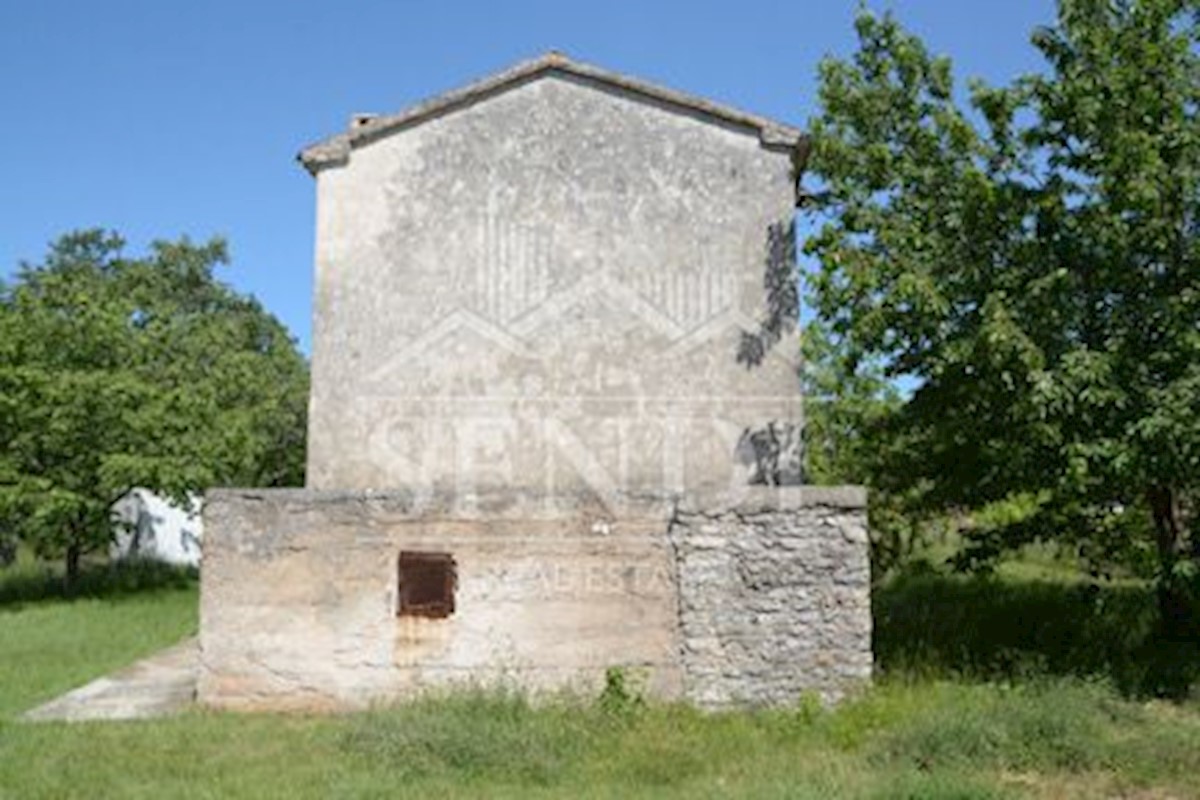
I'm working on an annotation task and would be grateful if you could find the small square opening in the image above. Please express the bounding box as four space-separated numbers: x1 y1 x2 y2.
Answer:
397 551 456 618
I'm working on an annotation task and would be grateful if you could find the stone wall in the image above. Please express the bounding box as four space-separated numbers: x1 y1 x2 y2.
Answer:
672 487 872 708
199 486 870 711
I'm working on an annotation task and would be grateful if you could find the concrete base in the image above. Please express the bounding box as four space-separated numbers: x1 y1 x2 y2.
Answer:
22 639 197 722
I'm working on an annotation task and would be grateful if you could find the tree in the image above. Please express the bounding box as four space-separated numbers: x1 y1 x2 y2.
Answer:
0 230 308 586
801 317 922 575
802 0 1199 634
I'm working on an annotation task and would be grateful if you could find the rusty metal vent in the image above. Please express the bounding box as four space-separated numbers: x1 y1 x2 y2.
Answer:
397 551 456 618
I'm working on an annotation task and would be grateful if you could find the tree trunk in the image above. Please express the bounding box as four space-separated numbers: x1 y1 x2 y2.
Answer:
1148 485 1190 638
64 542 81 595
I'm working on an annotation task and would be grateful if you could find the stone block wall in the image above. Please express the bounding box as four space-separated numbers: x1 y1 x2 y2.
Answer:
672 487 872 708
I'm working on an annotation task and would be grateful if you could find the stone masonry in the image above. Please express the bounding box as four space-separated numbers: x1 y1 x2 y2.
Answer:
672 488 872 708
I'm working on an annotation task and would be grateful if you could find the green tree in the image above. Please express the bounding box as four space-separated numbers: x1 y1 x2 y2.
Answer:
801 318 923 575
0 230 308 586
802 0 1199 633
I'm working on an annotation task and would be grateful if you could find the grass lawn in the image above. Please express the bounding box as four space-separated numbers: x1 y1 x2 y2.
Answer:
1 556 1199 799
0 555 197 719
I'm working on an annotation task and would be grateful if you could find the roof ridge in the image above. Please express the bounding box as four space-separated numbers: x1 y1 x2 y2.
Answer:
298 51 805 174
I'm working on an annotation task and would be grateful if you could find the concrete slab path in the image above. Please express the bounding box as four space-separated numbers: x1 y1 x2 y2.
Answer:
22 638 197 722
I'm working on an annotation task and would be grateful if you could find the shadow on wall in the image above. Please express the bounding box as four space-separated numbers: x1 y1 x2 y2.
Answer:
737 220 798 370
735 220 803 486
874 571 1200 700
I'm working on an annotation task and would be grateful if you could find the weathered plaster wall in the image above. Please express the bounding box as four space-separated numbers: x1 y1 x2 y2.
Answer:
199 488 683 711
199 487 870 711
306 73 801 499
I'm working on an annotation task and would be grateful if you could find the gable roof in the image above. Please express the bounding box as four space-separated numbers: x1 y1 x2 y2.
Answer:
298 51 807 175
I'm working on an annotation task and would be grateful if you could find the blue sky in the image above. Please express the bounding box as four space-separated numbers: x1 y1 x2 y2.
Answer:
0 0 1055 353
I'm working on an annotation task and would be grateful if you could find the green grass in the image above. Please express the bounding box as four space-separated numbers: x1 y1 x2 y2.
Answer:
1 556 1199 799
0 555 197 718
875 567 1200 698
3 679 1198 798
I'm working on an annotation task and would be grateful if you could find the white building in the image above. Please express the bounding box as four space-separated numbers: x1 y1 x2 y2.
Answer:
111 489 203 568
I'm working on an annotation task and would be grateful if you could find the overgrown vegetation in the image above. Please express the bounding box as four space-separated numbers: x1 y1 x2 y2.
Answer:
0 549 196 608
802 0 1200 642
876 566 1200 698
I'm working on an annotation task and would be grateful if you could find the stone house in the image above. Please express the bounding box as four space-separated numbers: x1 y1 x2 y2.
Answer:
199 53 871 712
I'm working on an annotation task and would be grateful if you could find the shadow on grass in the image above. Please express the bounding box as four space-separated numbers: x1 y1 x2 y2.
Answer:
0 558 197 609
874 570 1200 699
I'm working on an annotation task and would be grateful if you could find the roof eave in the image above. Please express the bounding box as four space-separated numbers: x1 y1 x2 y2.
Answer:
298 52 806 176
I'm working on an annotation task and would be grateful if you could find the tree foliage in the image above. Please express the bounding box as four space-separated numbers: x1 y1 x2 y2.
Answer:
802 0 1200 630
0 230 308 584
801 319 922 574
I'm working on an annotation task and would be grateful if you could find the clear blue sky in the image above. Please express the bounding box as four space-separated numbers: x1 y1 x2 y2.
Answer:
0 0 1055 354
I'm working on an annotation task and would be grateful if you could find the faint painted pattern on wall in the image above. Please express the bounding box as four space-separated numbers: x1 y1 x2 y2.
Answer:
469 191 553 324
628 239 739 332
308 70 804 499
